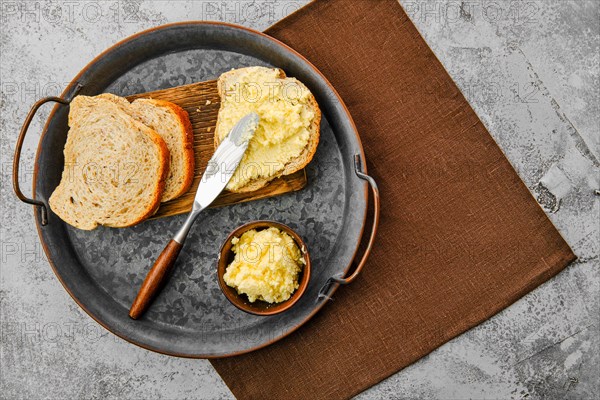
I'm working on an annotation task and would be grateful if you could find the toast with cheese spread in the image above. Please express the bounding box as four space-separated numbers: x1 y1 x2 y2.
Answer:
214 66 321 193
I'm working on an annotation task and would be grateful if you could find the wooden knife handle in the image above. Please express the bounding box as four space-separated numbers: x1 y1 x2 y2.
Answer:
129 239 183 319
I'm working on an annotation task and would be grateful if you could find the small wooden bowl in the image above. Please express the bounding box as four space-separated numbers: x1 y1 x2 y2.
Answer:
217 220 311 316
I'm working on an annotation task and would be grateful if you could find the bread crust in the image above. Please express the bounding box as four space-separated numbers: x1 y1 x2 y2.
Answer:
138 98 195 200
100 94 195 202
127 129 170 226
214 67 321 193
49 96 170 230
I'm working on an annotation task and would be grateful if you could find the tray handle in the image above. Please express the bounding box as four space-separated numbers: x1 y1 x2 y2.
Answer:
13 88 81 226
318 154 380 300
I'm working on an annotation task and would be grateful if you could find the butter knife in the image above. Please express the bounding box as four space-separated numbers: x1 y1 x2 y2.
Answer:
129 112 259 319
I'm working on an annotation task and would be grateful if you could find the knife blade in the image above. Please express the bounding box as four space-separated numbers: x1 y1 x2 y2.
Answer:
192 111 259 211
129 112 259 319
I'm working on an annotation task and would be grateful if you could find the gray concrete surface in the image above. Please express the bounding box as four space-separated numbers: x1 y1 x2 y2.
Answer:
1 0 598 399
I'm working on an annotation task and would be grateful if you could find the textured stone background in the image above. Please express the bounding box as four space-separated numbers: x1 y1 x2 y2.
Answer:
1 0 598 399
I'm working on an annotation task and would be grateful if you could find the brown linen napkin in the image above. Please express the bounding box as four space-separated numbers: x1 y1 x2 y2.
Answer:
210 0 576 398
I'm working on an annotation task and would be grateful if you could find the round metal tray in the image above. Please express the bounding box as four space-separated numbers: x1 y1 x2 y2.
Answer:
16 22 378 358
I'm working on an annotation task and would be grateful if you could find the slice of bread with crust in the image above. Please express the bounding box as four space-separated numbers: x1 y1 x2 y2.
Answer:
98 94 195 202
214 66 321 193
49 95 170 230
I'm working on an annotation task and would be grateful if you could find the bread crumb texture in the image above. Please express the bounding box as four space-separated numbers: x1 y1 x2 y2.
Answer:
49 95 167 229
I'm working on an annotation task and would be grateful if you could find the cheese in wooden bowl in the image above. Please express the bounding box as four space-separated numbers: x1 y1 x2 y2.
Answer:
217 221 311 315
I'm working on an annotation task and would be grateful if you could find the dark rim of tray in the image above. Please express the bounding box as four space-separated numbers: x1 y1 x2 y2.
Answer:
32 21 368 358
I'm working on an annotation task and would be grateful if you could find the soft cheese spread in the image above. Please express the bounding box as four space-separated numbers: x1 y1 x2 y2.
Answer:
215 67 316 191
223 227 305 303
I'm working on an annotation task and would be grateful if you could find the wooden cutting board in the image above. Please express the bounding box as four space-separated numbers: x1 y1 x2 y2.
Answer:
126 81 307 220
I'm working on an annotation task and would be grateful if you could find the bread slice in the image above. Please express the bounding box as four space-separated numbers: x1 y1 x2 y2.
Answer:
49 95 170 230
214 66 321 193
98 94 194 202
